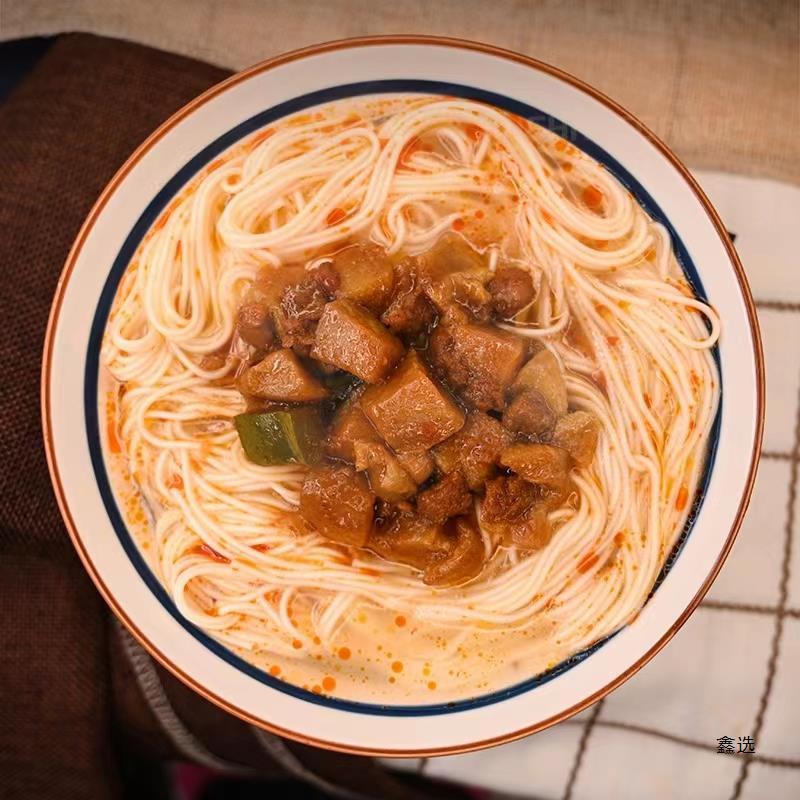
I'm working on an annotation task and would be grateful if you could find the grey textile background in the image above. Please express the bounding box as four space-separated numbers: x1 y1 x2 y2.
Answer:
2 0 798 185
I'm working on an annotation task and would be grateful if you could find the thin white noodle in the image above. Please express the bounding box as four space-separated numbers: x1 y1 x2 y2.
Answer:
103 96 719 668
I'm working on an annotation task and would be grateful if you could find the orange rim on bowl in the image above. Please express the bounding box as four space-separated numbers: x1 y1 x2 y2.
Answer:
41 35 764 756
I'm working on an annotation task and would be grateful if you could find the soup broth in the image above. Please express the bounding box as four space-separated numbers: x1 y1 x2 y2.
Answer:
101 95 719 703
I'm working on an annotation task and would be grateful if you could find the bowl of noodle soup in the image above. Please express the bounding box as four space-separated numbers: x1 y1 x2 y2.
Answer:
43 36 763 754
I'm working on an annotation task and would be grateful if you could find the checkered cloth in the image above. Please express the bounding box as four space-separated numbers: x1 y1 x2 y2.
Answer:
386 171 800 798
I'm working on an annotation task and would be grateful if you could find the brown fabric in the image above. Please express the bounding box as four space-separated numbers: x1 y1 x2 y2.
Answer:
0 554 116 800
0 36 228 558
0 33 454 800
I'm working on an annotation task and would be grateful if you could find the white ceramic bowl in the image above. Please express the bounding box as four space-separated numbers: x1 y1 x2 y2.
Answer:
42 36 764 756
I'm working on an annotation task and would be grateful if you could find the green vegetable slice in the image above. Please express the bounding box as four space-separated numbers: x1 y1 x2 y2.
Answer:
234 407 324 466
321 370 361 401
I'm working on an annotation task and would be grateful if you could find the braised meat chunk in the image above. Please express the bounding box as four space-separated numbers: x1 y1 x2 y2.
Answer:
368 512 448 571
361 351 465 451
419 233 487 281
231 235 602 586
416 471 473 525
417 235 492 324
236 302 274 350
331 243 395 314
395 449 435 485
325 393 380 462
428 322 527 411
481 475 553 550
309 260 340 295
424 517 485 586
237 349 328 402
239 265 308 351
432 411 511 490
246 264 306 309
487 266 535 319
500 443 571 489
380 257 437 336
369 509 485 586
424 273 492 324
482 474 541 523
272 276 330 352
281 278 329 325
312 299 404 383
299 464 375 547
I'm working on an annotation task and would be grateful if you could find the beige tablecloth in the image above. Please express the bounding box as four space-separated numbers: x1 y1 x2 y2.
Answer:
3 0 798 187
3 1 798 798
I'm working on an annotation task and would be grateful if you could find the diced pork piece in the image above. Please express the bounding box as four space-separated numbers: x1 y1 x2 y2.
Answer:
309 261 340 296
484 507 552 550
269 275 331 353
240 265 311 351
428 322 527 411
482 475 541 523
368 512 448 570
487 266 535 319
419 233 487 282
424 273 492 324
539 481 574 511
270 316 314 354
510 350 568 416
236 303 274 350
416 235 492 324
281 279 328 326
361 351 465 451
331 243 395 313
424 517 485 586
394 450 435 485
551 411 601 468
500 443 571 489
354 441 417 502
246 265 307 309
432 411 511 490
299 464 375 547
504 507 553 550
503 389 557 438
237 348 328 402
325 394 380 462
312 299 404 383
416 471 473 524
480 475 553 550
380 257 436 336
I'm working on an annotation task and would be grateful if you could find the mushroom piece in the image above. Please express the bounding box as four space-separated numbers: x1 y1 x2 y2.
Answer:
551 411 601 467
353 441 417 503
510 350 568 416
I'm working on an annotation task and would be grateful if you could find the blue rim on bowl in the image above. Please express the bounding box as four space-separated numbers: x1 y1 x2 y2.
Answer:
84 78 722 717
